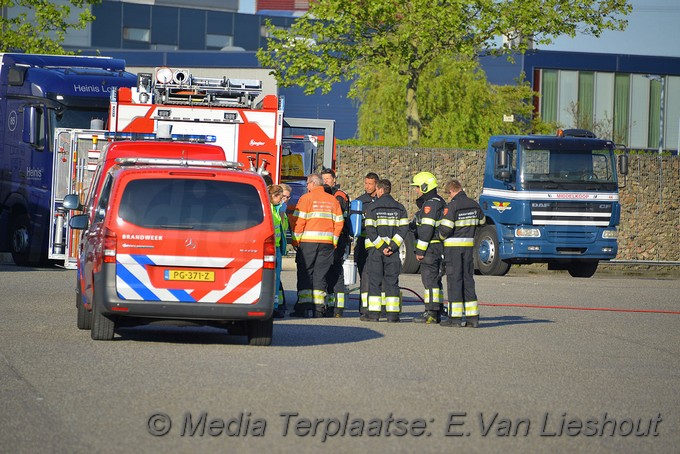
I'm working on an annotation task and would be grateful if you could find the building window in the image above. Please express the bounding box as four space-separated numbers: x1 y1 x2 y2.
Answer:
613 74 630 145
648 78 662 150
123 27 150 42
577 72 594 130
206 34 233 50
152 44 179 51
541 70 558 124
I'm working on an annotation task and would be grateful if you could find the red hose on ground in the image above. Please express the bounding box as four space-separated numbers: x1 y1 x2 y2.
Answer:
479 302 680 315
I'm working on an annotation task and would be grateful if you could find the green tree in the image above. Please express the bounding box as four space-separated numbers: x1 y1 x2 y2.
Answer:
356 55 555 148
258 0 631 146
0 0 100 54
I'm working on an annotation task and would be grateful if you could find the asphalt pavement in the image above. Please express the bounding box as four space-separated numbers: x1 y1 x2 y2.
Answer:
0 259 678 453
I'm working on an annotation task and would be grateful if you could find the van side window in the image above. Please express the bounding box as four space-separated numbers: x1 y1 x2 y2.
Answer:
94 175 113 224
85 167 103 221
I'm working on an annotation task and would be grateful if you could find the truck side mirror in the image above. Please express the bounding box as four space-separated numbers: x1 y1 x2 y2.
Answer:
618 154 628 176
494 148 511 181
63 194 83 211
68 214 89 230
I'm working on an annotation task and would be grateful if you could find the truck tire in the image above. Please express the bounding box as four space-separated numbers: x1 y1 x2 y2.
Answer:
248 318 273 346
76 290 92 330
400 231 420 274
567 261 598 278
9 213 31 266
474 225 510 276
90 300 116 340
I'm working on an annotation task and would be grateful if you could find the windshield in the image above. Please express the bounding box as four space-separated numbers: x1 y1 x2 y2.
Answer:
48 107 108 150
118 178 264 232
50 106 108 130
520 147 617 191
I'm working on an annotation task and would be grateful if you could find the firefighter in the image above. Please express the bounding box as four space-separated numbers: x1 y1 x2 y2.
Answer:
438 179 485 328
321 168 351 317
363 179 409 323
289 173 344 318
410 171 447 324
352 172 380 315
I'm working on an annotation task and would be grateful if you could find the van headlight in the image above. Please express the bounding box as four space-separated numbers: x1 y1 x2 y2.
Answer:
515 227 540 237
602 230 618 239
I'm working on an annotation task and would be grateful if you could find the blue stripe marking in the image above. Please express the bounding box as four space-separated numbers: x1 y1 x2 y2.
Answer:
131 254 156 266
122 254 196 303
169 288 196 302
116 262 160 301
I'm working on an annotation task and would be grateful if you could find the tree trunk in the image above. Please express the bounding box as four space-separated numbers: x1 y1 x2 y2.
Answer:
406 75 421 146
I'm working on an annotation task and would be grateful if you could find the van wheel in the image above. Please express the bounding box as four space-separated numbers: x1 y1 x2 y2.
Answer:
248 318 273 346
76 290 92 330
90 300 115 340
474 225 510 276
567 261 598 278
10 213 31 266
400 231 420 274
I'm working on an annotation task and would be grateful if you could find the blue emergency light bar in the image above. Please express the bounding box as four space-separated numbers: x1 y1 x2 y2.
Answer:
103 132 217 143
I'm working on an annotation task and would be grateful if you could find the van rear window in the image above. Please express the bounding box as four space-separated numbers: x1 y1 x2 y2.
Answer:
118 178 264 232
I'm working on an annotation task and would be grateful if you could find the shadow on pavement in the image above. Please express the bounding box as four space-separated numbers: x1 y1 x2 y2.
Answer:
473 315 554 328
113 322 383 346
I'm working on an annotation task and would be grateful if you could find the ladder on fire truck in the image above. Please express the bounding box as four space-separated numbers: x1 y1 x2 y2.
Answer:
49 129 108 269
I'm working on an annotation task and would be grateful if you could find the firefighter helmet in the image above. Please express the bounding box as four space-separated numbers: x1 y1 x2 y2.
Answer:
411 172 437 193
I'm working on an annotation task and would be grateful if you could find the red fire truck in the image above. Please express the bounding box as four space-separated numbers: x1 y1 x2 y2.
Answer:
108 67 335 187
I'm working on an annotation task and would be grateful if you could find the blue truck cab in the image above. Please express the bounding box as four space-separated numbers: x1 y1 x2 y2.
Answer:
476 131 628 277
0 54 136 265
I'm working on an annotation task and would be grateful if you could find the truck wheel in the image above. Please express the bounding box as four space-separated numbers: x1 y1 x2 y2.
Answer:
248 318 273 346
90 300 115 340
76 289 92 330
400 231 420 274
10 213 31 266
474 225 510 276
567 261 598 278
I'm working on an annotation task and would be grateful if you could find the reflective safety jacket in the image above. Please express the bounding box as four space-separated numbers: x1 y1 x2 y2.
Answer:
364 194 410 252
413 189 446 257
272 202 288 254
290 185 344 248
438 191 485 247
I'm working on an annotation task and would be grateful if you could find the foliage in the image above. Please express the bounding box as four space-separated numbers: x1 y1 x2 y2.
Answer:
258 0 631 146
356 56 556 148
565 101 633 144
0 0 100 54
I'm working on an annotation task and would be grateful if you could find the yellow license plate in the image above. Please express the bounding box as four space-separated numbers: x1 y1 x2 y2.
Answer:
164 270 215 282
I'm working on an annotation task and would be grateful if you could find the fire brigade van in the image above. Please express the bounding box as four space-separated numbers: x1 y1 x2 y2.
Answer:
65 158 276 346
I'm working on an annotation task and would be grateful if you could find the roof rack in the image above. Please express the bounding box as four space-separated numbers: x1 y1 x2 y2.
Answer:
148 68 263 108
115 157 243 170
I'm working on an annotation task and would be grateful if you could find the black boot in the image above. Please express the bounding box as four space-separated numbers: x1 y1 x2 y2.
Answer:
386 313 400 323
361 311 380 322
466 316 479 328
413 310 439 324
441 317 463 327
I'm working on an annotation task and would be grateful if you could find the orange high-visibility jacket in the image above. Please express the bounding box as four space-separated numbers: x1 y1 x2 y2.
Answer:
290 186 344 248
